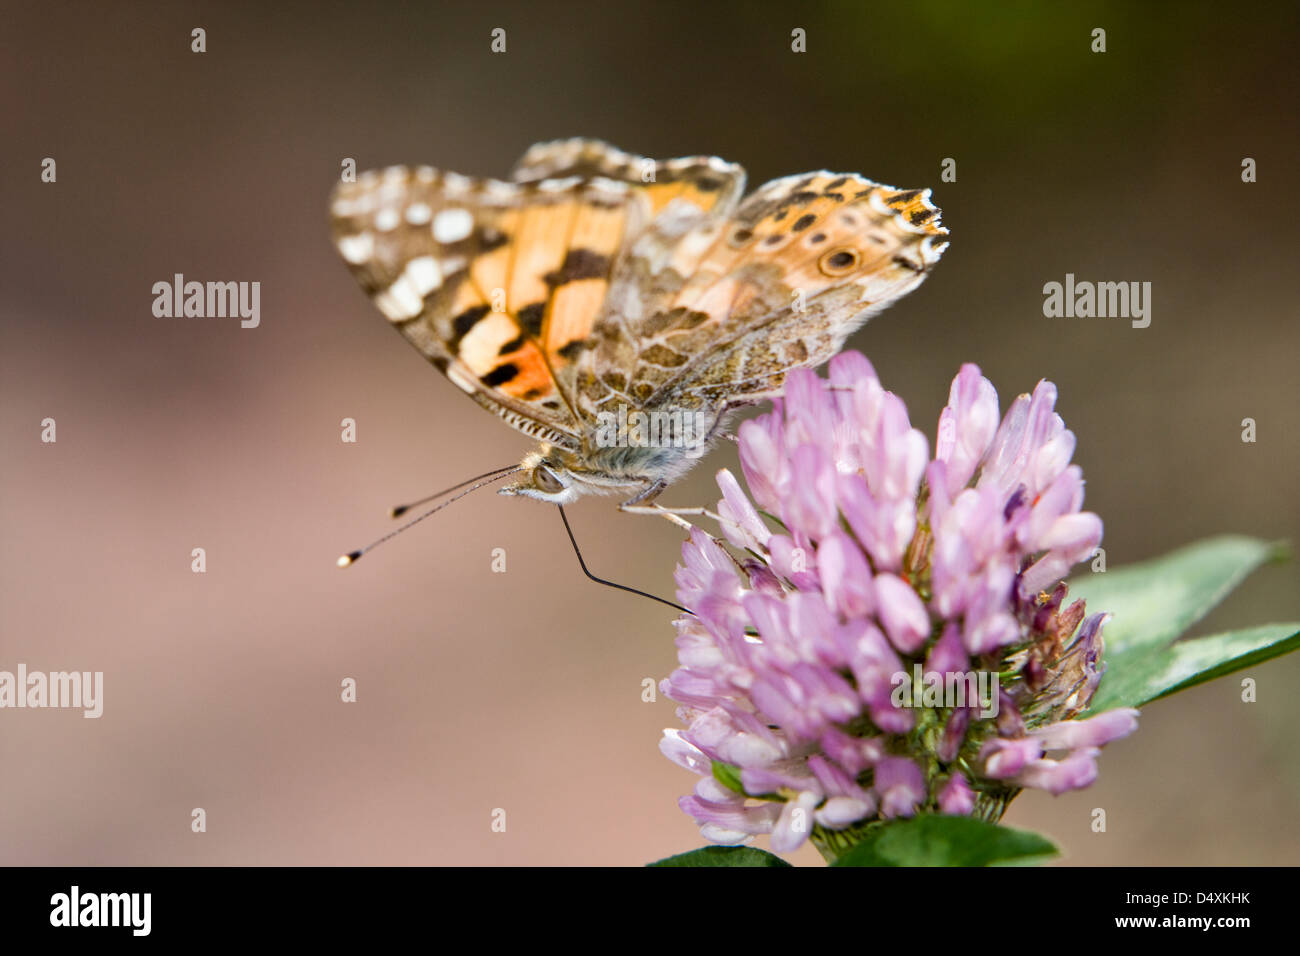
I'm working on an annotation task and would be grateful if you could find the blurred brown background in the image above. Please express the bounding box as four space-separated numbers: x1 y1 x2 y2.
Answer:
2 1 1297 866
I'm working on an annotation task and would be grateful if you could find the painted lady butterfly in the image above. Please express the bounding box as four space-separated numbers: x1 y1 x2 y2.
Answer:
330 139 947 511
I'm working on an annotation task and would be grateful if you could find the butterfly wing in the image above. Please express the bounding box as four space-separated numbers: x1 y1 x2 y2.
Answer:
511 137 746 222
571 171 949 426
330 165 657 451
331 150 947 467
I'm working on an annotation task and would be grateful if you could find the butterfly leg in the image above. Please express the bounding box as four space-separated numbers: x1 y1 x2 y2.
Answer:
619 490 695 531
620 479 668 507
620 502 723 531
621 500 755 587
619 482 723 531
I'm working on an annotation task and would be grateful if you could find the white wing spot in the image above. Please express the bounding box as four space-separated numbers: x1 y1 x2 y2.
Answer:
538 176 581 193
374 280 424 322
433 208 474 243
375 208 400 232
484 180 520 200
337 233 374 264
589 176 630 194
405 202 432 225
404 255 442 295
443 172 474 196
921 237 949 263
867 192 894 219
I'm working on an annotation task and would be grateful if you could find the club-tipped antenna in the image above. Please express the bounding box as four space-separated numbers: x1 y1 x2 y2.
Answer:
338 467 521 567
389 464 522 518
557 505 689 614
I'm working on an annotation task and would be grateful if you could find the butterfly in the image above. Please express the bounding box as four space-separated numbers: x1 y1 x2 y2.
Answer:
330 138 947 512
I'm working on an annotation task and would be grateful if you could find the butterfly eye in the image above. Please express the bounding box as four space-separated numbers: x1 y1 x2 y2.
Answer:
819 248 861 276
533 466 565 494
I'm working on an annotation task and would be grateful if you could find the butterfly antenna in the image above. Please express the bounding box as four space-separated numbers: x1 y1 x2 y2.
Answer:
338 467 522 567
557 505 689 614
389 464 522 517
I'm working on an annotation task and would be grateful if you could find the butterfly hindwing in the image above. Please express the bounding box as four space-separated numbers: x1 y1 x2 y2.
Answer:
572 171 949 422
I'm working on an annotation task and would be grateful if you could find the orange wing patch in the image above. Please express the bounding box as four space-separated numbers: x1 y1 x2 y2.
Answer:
435 181 644 405
538 202 626 365
634 171 734 219
543 198 626 358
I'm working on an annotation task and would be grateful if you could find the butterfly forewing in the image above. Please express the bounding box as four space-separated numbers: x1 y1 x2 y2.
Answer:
331 165 650 449
511 138 746 223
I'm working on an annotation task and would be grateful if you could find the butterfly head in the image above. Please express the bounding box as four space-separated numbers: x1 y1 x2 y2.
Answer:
498 447 647 504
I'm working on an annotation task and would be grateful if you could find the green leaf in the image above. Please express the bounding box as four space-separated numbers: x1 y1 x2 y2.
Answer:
1088 623 1300 712
1068 535 1284 658
1065 535 1295 712
831 815 1058 867
649 846 792 867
